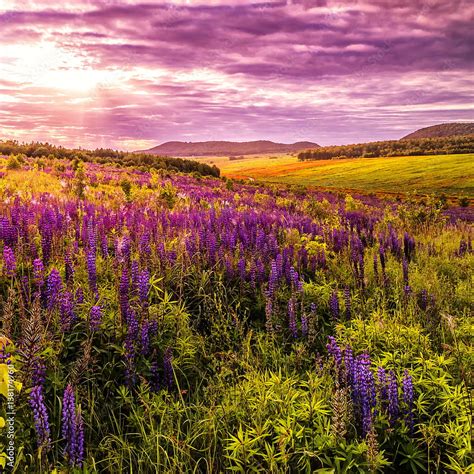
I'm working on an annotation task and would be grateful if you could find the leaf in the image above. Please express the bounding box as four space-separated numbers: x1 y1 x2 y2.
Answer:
0 417 5 428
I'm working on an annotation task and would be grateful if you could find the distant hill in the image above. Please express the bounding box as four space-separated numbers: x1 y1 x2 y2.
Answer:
402 122 474 140
138 140 319 156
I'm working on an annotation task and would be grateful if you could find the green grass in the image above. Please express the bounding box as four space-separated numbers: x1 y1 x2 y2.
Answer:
203 153 474 197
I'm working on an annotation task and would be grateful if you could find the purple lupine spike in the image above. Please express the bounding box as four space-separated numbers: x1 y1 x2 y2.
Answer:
29 385 51 449
163 347 174 390
354 353 374 436
301 313 308 338
33 258 45 288
418 289 428 311
61 384 84 467
32 358 47 387
86 249 97 294
329 290 340 320
402 370 414 434
62 384 77 464
265 295 273 333
237 257 246 281
118 235 131 263
75 410 85 467
60 291 75 331
268 259 279 298
124 308 138 386
288 296 298 338
47 268 63 310
138 269 150 307
89 305 102 331
344 286 351 320
101 233 109 258
140 320 150 356
131 260 139 294
388 370 399 427
3 245 16 277
326 336 342 367
343 346 354 385
75 287 84 305
65 250 74 286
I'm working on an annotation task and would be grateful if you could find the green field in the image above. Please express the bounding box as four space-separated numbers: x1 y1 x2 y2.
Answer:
200 153 474 197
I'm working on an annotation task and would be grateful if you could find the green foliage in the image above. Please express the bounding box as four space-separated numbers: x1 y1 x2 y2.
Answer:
6 155 21 170
298 135 474 161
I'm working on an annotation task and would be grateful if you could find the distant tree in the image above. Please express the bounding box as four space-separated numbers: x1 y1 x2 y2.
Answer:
6 155 21 170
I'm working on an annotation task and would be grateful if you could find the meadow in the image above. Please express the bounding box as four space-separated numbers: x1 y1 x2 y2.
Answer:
203 153 474 199
0 155 472 472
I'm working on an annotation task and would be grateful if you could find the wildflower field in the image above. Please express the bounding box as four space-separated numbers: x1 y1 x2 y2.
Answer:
0 156 472 472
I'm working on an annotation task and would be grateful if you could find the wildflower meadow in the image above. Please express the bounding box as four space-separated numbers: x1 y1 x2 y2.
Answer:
0 156 472 472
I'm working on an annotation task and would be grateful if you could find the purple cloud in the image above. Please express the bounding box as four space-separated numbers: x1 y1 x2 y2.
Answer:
0 0 472 149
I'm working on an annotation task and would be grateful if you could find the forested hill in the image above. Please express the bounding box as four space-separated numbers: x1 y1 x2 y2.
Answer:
139 140 319 156
0 140 220 177
402 122 474 139
298 134 474 161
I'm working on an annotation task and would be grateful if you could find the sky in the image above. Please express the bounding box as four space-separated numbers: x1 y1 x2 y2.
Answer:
0 0 473 150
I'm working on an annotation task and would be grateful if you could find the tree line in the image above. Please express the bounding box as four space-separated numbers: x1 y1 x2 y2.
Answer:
0 140 220 177
298 134 474 161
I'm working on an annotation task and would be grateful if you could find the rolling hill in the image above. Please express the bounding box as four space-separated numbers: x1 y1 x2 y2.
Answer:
138 140 319 156
402 122 474 139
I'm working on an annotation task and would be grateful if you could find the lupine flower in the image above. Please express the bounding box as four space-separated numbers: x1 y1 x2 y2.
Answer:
140 320 150 355
163 347 174 390
402 370 414 433
377 367 388 407
3 245 16 276
86 249 97 294
61 384 84 467
288 296 298 338
344 286 351 320
265 296 273 333
267 260 278 298
29 385 51 448
301 313 308 338
47 268 63 310
124 308 138 386
354 353 375 436
343 346 354 385
60 291 75 331
326 336 342 367
75 287 84 305
65 251 74 286
31 358 46 386
418 289 428 311
89 305 102 331
403 233 415 262
138 269 150 308
329 290 340 320
131 260 139 294
33 258 45 288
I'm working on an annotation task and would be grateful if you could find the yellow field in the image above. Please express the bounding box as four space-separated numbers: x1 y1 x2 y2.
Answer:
197 153 474 197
